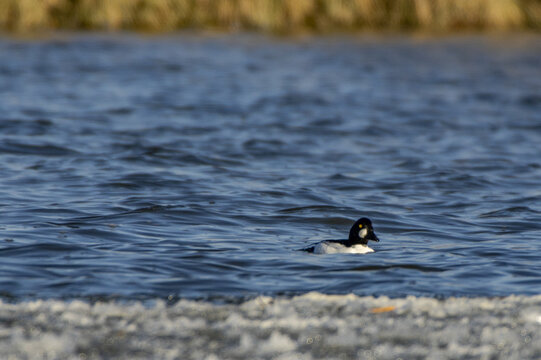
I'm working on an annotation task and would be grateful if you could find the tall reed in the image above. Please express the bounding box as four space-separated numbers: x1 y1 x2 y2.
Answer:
0 0 539 32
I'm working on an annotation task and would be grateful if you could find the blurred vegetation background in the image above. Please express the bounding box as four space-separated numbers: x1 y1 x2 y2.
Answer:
1 0 540 33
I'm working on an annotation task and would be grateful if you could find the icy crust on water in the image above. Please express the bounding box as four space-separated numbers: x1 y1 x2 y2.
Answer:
1 293 541 360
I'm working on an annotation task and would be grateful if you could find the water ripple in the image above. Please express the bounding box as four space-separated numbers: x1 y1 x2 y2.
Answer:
0 34 540 300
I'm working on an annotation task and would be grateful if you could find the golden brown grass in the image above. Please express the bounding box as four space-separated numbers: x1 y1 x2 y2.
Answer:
1 0 539 33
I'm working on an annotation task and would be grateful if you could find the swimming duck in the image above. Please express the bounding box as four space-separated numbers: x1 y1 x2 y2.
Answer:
303 217 380 254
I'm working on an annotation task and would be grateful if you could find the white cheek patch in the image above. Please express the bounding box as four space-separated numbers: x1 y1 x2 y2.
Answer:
359 228 368 238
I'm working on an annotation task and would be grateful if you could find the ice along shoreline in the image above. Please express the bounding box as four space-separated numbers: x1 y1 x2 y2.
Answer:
1 292 540 359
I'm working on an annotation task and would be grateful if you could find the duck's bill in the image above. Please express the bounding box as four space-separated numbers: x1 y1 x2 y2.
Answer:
368 232 380 242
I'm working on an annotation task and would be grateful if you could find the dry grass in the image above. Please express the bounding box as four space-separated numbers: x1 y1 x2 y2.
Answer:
0 0 539 33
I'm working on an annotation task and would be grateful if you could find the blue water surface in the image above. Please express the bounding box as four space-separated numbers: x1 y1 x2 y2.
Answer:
1 33 540 300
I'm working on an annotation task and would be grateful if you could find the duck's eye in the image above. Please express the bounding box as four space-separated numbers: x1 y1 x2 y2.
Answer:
358 224 363 229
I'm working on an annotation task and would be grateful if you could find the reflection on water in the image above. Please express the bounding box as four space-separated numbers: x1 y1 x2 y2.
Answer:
0 34 540 300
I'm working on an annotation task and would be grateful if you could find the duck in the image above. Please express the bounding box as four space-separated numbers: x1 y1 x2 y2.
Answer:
303 217 380 254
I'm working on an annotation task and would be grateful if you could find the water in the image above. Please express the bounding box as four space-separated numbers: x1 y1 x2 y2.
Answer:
1 33 540 300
